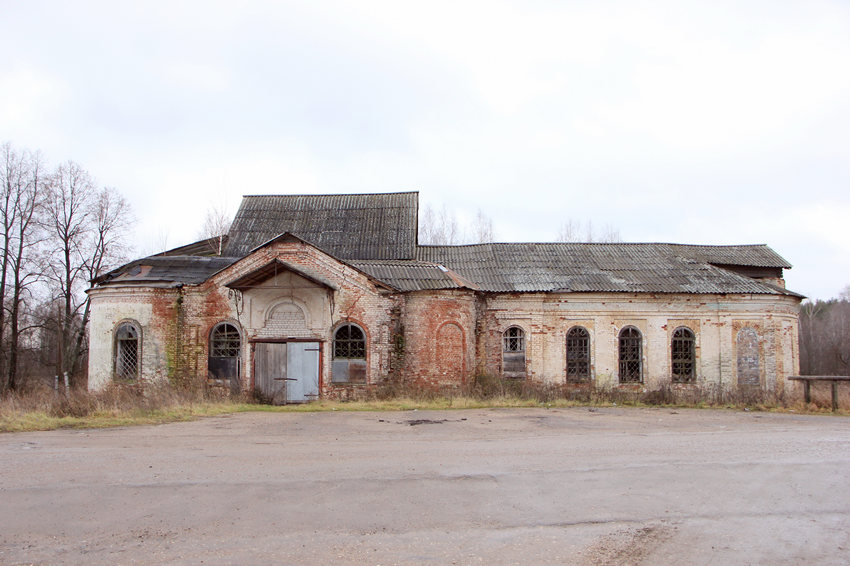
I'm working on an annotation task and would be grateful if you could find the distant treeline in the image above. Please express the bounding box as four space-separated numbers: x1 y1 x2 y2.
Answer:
799 292 850 376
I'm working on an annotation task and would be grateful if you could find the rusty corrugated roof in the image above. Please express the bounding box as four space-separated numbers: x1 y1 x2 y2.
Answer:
224 192 418 260
415 243 796 295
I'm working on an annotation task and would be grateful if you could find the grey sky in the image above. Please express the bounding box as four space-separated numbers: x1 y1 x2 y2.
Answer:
2 1 848 299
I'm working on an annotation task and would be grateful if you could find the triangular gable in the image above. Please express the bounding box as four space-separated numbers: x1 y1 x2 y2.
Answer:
225 259 337 291
214 232 398 292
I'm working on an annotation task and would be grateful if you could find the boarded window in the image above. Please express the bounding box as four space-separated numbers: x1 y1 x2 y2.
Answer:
671 327 696 383
618 327 642 383
115 322 140 380
332 323 367 384
737 328 760 387
209 322 241 385
566 326 590 381
502 326 526 378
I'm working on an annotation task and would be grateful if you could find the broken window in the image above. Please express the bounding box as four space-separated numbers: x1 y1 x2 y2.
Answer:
332 323 367 384
671 327 696 383
114 322 140 380
566 326 590 381
618 326 642 383
502 326 526 378
209 322 241 385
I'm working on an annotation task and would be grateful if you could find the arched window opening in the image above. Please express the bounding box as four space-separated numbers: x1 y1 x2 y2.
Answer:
566 326 590 381
671 327 696 383
618 327 642 383
502 326 526 378
332 323 367 384
115 322 140 380
209 322 241 386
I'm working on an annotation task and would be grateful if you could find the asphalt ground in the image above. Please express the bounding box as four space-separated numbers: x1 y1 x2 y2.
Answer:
1 407 849 565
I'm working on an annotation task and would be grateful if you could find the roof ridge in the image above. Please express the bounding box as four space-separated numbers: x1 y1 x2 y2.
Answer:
417 242 772 248
240 191 419 198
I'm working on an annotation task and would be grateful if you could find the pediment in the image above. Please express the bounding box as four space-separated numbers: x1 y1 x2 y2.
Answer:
224 260 337 291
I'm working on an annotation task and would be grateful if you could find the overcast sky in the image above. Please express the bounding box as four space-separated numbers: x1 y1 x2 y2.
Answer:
2 1 849 299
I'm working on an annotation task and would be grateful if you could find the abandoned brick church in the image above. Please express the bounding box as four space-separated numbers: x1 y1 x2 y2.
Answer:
87 192 802 402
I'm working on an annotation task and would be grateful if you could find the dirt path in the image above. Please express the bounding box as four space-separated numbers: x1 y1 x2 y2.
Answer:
1 407 849 565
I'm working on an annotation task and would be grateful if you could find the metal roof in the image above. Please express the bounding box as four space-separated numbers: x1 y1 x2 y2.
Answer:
415 243 796 295
224 192 419 260
666 244 791 268
93 193 797 296
350 260 462 291
95 256 238 287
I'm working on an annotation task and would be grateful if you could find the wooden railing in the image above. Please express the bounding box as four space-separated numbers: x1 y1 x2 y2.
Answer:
788 376 850 411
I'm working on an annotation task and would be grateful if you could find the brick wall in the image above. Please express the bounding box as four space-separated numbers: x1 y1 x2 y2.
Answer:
89 241 801 398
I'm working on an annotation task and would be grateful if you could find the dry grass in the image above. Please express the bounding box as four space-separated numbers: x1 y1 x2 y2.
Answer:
0 376 841 433
0 381 252 432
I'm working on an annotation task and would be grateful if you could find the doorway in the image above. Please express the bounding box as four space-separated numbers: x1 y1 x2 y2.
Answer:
254 341 320 404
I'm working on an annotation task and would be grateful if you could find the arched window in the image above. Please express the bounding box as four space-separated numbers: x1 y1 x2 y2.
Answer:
618 327 642 383
332 323 367 383
502 326 526 378
566 326 590 381
114 322 140 380
671 327 696 383
209 322 241 385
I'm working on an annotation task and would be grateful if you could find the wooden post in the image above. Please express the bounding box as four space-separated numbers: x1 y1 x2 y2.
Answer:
804 380 811 404
832 380 839 412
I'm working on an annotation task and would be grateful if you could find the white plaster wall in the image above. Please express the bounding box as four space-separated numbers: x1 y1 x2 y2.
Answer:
87 288 167 391
486 293 800 392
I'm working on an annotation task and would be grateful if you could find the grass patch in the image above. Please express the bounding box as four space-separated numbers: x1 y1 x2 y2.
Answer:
1 377 843 433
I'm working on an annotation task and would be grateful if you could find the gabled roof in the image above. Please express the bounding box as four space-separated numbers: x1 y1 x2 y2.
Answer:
416 243 798 295
224 192 419 260
91 192 798 297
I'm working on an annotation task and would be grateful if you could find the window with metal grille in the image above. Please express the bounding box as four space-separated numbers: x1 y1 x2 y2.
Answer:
503 327 525 352
115 322 140 380
502 326 526 377
211 323 241 357
333 323 367 384
209 323 241 382
618 327 642 383
334 324 366 359
671 327 696 383
566 326 590 381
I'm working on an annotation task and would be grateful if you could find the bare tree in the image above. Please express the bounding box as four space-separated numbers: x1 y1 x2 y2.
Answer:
556 218 621 243
44 162 132 386
556 219 580 242
67 187 132 377
3 150 47 391
599 223 621 243
419 204 460 245
470 209 495 244
198 200 232 255
0 143 25 382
